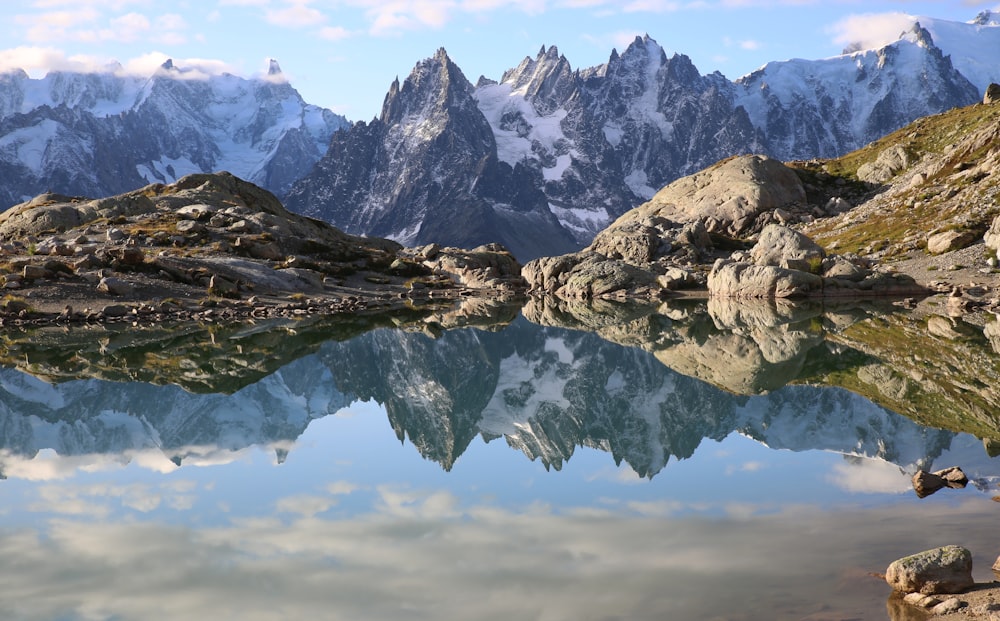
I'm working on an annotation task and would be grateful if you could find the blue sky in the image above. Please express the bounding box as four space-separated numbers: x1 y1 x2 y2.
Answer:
0 1 995 118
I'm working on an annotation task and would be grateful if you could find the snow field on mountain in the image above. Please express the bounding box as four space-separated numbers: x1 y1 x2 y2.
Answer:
475 82 570 177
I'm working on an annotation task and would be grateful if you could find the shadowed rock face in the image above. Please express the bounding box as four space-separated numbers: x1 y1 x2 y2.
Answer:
284 49 580 263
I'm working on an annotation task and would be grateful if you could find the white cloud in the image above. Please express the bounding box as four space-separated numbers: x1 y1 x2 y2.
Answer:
155 13 188 30
275 494 336 517
827 458 912 494
266 0 325 28
828 12 917 53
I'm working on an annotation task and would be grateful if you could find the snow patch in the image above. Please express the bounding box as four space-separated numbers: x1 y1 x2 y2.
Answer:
547 203 611 236
474 82 570 170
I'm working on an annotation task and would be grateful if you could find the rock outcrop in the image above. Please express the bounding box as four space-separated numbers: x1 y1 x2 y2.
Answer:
523 155 924 301
708 224 924 299
985 215 1000 254
0 172 527 322
636 155 807 237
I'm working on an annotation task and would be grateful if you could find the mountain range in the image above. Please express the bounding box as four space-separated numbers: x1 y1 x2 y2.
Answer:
0 13 997 260
0 59 346 207
284 12 1000 259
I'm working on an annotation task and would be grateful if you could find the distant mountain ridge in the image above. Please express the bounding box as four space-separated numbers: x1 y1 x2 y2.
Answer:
0 59 346 207
0 13 996 261
286 14 994 260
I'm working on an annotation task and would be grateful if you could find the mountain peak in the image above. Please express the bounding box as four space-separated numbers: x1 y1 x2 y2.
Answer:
902 21 936 49
267 59 282 76
160 58 175 71
972 10 1000 26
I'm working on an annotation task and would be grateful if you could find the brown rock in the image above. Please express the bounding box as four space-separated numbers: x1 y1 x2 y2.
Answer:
985 83 1000 104
912 470 946 498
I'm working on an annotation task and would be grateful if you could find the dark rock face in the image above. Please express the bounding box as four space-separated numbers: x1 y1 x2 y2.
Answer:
284 49 580 262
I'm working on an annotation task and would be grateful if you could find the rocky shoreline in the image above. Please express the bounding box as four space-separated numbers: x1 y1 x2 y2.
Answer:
0 172 528 327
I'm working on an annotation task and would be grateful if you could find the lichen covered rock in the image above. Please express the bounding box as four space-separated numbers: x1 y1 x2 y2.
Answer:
886 545 974 595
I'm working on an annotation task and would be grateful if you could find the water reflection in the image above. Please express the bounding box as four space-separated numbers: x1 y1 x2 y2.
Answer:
0 298 999 620
0 302 996 481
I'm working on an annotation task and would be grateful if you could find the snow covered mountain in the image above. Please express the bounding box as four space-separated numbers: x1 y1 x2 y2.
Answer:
283 48 580 260
735 22 979 159
287 14 994 261
0 59 346 208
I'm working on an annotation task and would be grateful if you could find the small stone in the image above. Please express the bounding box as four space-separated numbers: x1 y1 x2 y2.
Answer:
175 220 205 234
97 276 135 296
903 592 941 608
22 264 47 280
101 304 129 318
106 228 126 242
930 597 965 615
208 275 238 297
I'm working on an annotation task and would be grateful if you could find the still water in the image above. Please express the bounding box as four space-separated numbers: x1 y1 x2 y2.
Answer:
0 300 999 620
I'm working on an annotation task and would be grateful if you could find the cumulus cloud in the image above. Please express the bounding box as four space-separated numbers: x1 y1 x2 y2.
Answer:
12 4 191 46
827 457 912 494
828 12 917 53
266 0 325 28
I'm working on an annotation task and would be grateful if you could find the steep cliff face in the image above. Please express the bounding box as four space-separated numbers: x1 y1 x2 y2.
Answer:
0 60 346 207
284 49 580 261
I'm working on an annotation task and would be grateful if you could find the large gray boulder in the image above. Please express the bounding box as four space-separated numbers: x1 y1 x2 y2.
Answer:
885 546 974 595
708 260 824 299
523 252 658 299
749 224 826 272
857 145 916 184
635 154 806 237
985 215 1000 254
927 229 979 255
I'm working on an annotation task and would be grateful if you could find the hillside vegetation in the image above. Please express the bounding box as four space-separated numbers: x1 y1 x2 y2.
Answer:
799 98 1000 259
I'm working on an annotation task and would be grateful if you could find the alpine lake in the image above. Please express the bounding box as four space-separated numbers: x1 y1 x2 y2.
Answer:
2 294 1000 621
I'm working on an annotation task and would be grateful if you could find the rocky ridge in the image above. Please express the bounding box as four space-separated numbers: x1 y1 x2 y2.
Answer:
0 171 526 325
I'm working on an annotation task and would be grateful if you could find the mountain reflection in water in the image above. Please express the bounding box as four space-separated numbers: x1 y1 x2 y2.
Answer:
0 298 999 620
